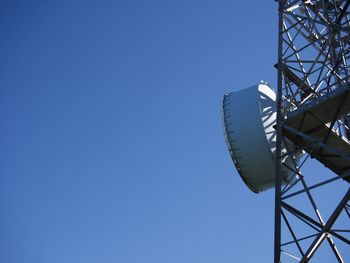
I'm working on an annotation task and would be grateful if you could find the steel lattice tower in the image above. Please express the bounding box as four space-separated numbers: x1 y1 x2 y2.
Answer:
275 0 350 262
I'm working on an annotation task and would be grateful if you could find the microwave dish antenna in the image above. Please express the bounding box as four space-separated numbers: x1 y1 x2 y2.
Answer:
222 82 303 193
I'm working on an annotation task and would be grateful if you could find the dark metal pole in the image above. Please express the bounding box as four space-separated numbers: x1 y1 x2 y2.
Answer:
275 0 284 262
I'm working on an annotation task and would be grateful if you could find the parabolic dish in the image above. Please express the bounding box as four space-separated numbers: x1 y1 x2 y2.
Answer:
222 82 303 193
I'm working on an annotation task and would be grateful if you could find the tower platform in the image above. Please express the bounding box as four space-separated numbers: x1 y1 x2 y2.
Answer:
283 86 350 182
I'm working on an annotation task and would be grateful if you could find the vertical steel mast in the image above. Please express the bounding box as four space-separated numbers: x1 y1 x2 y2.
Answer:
275 0 350 262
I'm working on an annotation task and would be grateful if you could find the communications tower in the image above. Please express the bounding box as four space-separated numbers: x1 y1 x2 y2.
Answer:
275 0 350 262
222 1 350 262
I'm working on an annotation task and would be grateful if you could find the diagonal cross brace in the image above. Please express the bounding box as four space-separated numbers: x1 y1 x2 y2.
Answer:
300 188 350 263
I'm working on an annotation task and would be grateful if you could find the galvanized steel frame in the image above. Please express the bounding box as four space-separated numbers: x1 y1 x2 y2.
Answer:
275 0 350 262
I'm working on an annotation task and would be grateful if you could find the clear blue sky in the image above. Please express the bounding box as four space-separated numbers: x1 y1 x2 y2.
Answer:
2 1 347 262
